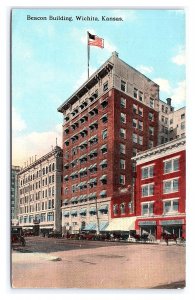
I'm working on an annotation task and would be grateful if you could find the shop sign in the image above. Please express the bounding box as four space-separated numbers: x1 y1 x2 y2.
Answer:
138 221 156 226
160 219 184 225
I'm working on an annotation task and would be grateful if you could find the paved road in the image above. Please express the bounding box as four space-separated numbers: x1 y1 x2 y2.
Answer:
12 237 185 289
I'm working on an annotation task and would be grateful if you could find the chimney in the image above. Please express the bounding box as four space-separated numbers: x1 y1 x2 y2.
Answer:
166 98 172 106
112 51 119 57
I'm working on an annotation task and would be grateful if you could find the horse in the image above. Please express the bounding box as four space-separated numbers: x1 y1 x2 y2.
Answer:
161 232 177 245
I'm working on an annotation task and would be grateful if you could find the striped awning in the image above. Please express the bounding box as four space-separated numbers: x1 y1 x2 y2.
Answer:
70 210 77 216
99 159 107 166
99 204 108 211
106 217 136 231
89 207 96 213
63 211 70 217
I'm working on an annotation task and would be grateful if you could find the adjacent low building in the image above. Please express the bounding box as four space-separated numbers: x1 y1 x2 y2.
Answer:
17 146 63 235
133 137 186 240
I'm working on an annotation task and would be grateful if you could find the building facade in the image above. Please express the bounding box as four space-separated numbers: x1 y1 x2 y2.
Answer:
11 166 21 223
18 146 63 234
133 137 186 240
58 52 161 233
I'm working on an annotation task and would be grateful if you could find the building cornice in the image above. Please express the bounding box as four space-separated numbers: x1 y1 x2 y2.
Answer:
132 137 186 164
57 60 114 113
18 146 63 175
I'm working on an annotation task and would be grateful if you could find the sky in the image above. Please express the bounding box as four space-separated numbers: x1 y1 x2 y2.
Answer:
12 8 185 166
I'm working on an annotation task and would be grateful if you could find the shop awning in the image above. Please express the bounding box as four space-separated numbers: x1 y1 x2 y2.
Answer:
70 210 77 215
89 207 96 213
63 211 70 217
79 208 87 215
84 222 96 230
99 204 108 211
106 217 137 231
99 159 107 166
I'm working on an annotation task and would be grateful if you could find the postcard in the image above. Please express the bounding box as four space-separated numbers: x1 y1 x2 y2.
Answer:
11 8 186 289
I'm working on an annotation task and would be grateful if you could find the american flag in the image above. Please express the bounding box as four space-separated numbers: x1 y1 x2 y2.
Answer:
88 32 104 48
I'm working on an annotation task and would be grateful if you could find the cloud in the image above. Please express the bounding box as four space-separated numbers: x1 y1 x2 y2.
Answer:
170 80 186 107
12 108 26 132
12 124 62 166
171 47 185 65
136 65 154 75
74 67 97 90
153 78 172 94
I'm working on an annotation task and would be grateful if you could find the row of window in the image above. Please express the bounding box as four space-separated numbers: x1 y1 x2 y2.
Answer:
20 163 55 186
141 178 179 197
64 95 109 125
20 175 55 191
141 199 179 216
20 187 55 204
141 157 179 179
19 212 54 224
120 111 154 124
19 199 55 213
64 205 108 218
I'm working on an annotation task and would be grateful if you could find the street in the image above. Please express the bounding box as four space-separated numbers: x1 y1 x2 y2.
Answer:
11 237 185 289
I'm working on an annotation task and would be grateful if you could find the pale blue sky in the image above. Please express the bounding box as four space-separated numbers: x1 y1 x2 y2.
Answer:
12 8 185 165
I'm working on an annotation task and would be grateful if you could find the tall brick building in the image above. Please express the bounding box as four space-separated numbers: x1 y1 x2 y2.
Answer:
58 52 161 233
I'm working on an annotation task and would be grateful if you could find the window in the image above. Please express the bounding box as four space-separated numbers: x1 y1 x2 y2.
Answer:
163 178 179 194
120 143 126 154
164 158 179 174
102 129 108 139
113 204 118 215
181 113 185 120
181 122 185 130
119 174 125 185
138 135 143 145
162 105 164 112
163 199 179 214
138 121 143 131
138 107 143 116
120 159 125 170
142 165 154 179
142 184 154 197
133 119 137 128
133 88 138 99
47 212 54 222
139 91 143 102
170 119 173 125
120 113 126 124
142 202 154 216
121 80 126 92
133 104 138 114
148 140 154 149
133 133 138 143
103 81 108 91
149 126 154 136
132 148 137 157
120 97 126 108
120 203 126 214
101 114 108 123
150 98 154 108
165 117 168 125
149 112 154 121
120 128 126 139
128 201 133 213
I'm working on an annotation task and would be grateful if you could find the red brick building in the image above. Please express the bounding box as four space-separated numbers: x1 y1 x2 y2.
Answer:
58 52 160 233
133 137 186 239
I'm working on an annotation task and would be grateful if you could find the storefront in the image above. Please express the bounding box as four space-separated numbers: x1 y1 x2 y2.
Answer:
159 219 184 238
138 220 157 236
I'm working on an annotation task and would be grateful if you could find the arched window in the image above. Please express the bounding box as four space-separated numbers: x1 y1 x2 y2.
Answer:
120 203 125 214
128 201 133 213
113 204 118 215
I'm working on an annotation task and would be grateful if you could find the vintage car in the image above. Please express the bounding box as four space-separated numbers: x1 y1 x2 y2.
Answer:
11 226 26 247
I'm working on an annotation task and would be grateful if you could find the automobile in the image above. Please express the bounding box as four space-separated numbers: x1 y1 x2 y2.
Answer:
11 226 26 247
47 231 62 238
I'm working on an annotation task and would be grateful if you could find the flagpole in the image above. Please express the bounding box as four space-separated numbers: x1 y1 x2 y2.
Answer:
87 32 90 79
